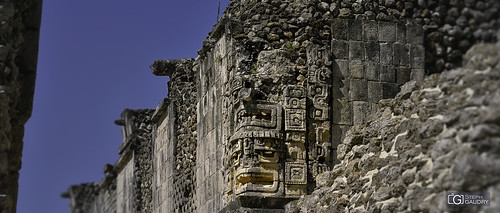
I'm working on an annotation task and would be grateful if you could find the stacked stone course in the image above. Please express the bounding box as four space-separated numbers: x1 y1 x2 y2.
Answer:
64 0 500 212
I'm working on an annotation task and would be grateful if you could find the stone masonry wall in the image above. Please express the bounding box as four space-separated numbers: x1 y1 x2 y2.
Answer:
63 109 153 213
150 59 198 213
329 0 500 73
331 18 424 163
64 0 500 212
0 0 42 212
286 41 500 212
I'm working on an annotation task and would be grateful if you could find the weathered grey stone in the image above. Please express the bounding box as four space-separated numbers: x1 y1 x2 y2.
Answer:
64 1 500 212
349 60 364 79
331 39 348 59
365 41 380 62
363 20 378 41
348 19 363 41
332 77 350 99
410 44 425 69
396 22 406 43
368 81 383 103
382 82 400 99
332 19 348 40
353 101 369 125
396 66 411 85
0 1 42 212
332 99 352 125
380 43 393 65
351 79 368 101
349 41 365 60
379 22 396 42
365 62 380 81
393 43 410 66
380 65 396 82
333 59 349 78
406 23 424 45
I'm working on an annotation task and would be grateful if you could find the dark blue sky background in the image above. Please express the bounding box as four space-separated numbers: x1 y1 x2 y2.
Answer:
18 1 230 212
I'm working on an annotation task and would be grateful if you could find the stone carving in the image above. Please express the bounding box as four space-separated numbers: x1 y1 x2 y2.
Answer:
285 109 306 131
228 136 282 196
225 100 284 199
234 103 279 131
283 85 308 197
306 45 333 183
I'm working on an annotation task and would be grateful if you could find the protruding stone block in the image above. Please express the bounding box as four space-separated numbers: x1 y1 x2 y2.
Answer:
332 19 348 40
332 77 350 99
331 39 349 59
382 82 400 99
365 41 380 62
410 44 425 69
349 41 364 60
353 101 369 125
350 79 368 101
411 69 425 81
365 62 380 81
348 19 363 41
332 99 352 125
380 43 393 65
393 43 409 66
363 20 378 41
333 59 349 78
367 81 382 103
349 60 364 79
396 66 411 85
378 22 396 42
396 22 406 43
380 65 396 83
406 23 424 44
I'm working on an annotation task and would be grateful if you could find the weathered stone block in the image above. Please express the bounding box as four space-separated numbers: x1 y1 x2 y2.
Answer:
351 79 368 101
380 43 393 65
363 20 378 41
365 62 380 81
332 19 348 40
353 101 369 125
380 65 396 83
348 19 363 41
365 41 379 62
378 22 396 42
349 60 364 79
411 68 425 81
393 43 409 66
410 44 425 69
396 66 411 85
349 41 364 60
331 124 351 151
406 23 424 44
396 22 406 43
332 77 349 99
368 81 382 103
333 59 349 78
382 82 400 99
331 39 348 59
332 99 352 125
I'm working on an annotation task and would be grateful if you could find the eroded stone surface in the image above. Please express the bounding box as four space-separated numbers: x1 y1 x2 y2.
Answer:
286 42 500 212
0 0 42 212
63 0 500 212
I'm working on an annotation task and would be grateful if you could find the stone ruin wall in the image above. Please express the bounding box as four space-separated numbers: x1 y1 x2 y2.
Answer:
63 109 154 213
0 0 42 212
64 0 500 212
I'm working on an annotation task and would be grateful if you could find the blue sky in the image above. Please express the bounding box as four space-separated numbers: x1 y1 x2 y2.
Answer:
18 1 230 212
